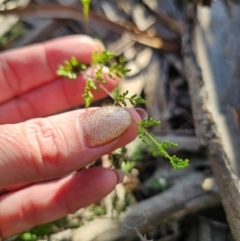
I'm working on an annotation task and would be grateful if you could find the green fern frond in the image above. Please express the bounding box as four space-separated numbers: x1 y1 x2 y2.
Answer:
56 57 88 79
57 51 190 170
82 78 98 107
93 51 116 65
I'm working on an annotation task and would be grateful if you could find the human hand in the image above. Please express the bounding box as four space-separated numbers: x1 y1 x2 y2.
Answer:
0 35 146 238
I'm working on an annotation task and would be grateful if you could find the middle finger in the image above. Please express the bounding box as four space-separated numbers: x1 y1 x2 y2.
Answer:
0 69 118 124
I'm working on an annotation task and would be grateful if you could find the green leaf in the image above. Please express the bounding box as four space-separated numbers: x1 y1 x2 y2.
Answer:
93 51 116 65
56 57 89 79
82 78 98 107
121 161 135 173
140 118 161 128
161 140 178 148
138 127 149 145
95 66 106 83
113 90 146 107
170 156 189 169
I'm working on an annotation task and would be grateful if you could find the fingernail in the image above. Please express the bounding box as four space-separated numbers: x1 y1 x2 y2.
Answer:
79 106 132 148
112 169 125 184
135 108 148 119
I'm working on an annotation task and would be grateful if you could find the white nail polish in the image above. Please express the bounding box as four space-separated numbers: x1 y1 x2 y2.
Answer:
79 106 132 147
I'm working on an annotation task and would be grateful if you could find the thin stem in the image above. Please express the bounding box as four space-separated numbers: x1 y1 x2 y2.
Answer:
137 125 170 157
82 72 124 107
141 127 160 147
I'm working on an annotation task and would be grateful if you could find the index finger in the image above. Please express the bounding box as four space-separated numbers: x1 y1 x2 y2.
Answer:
0 107 142 187
0 35 103 104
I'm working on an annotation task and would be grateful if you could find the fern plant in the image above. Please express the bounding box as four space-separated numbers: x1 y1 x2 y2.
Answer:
57 51 188 169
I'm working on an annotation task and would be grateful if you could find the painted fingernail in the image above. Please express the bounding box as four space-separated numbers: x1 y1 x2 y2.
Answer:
79 106 132 148
112 169 125 184
135 108 148 120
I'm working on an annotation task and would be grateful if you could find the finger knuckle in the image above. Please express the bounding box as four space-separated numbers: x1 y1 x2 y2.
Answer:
24 118 68 175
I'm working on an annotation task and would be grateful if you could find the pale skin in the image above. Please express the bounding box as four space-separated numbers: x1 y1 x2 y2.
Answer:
0 36 144 238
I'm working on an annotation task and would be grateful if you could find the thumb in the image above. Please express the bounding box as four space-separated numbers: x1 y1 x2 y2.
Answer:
0 106 146 188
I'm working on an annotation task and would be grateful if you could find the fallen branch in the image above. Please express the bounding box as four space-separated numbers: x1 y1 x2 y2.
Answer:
0 4 179 51
182 3 240 240
72 170 219 241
